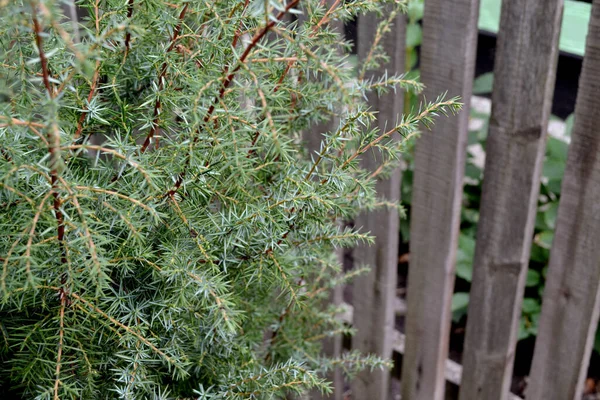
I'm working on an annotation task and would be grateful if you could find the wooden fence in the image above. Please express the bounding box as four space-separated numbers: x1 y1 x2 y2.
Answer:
328 0 600 399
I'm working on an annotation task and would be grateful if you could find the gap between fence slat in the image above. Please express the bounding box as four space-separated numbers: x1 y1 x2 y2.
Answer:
526 1 600 398
401 1 479 399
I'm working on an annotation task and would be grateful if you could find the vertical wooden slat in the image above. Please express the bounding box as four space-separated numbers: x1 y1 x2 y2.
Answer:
458 1 563 399
400 1 479 399
302 3 345 399
526 2 600 399
60 0 83 43
351 8 405 400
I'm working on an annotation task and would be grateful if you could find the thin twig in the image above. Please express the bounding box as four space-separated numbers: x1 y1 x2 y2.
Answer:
39 3 84 63
63 144 153 184
73 185 157 215
303 115 359 181
250 56 306 63
140 3 189 152
272 0 341 92
231 0 250 48
58 178 103 286
337 100 459 172
203 0 301 125
124 0 135 55
358 8 400 81
70 292 178 366
167 0 300 196
73 0 101 140
311 0 341 34
31 3 54 98
24 191 54 284
53 297 66 400
1 227 30 295
73 60 100 140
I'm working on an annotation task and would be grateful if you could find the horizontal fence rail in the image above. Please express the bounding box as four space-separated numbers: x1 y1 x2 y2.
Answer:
339 302 523 400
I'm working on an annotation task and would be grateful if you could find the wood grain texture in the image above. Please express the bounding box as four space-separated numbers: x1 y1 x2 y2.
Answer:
458 1 563 399
526 2 600 399
351 8 405 400
401 1 479 399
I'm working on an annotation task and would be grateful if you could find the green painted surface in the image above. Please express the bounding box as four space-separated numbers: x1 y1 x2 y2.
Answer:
478 0 591 56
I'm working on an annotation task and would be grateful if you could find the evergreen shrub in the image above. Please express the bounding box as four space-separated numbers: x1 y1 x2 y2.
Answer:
0 0 459 398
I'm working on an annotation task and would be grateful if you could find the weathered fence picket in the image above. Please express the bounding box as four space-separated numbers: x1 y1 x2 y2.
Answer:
458 0 564 399
526 1 600 398
401 1 479 399
60 0 82 42
350 8 406 400
300 2 345 399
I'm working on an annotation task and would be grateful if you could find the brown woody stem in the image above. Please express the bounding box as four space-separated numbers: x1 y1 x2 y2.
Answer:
31 3 66 265
273 0 341 92
31 3 54 98
140 3 189 153
167 0 300 195
124 0 135 54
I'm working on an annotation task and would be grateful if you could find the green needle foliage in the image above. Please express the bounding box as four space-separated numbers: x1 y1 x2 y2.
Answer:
0 0 460 398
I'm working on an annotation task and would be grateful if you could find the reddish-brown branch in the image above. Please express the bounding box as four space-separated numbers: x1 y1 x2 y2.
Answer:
207 0 300 121
289 70 302 111
166 0 300 196
140 96 163 152
73 60 100 140
124 0 135 54
31 4 66 265
31 4 54 98
140 3 189 153
311 0 341 34
165 4 189 54
72 0 102 141
231 0 250 48
53 295 66 400
246 130 261 158
49 126 67 265
273 0 340 93
52 183 66 265
273 63 292 93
